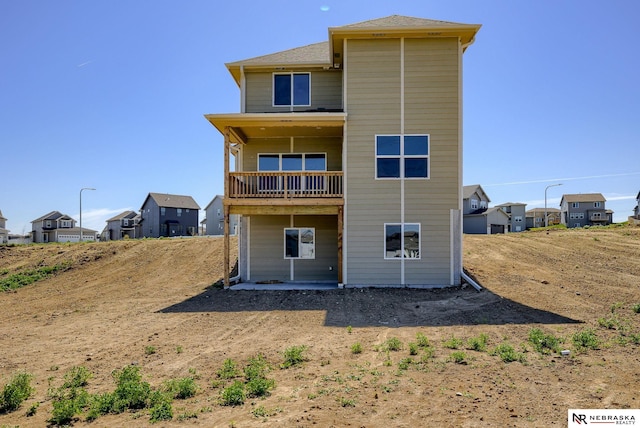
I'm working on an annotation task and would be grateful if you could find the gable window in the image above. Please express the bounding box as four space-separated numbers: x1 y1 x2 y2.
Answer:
45 220 52 228
284 228 315 259
376 135 429 179
470 199 478 210
384 223 420 259
273 73 311 106
61 220 71 228
480 201 488 209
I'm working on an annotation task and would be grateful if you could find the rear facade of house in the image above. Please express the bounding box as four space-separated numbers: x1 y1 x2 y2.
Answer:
206 16 481 287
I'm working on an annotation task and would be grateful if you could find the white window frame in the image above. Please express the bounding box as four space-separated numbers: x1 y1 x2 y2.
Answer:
384 223 421 260
594 201 601 208
514 216 523 222
375 134 430 180
258 153 327 192
572 202 580 208
470 199 478 210
284 227 315 260
60 220 72 228
272 72 311 107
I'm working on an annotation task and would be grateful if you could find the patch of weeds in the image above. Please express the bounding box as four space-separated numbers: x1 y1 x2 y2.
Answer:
217 358 240 380
177 410 198 421
281 345 308 368
175 345 183 354
528 328 562 354
0 262 72 292
243 354 275 398
351 342 363 354
443 336 463 349
449 351 468 364
145 346 157 355
149 391 173 423
416 332 430 348
632 304 640 314
346 325 353 334
397 358 413 371
63 366 92 389
384 337 403 352
572 329 600 351
163 377 197 399
252 405 282 418
466 333 489 352
610 302 623 313
111 365 152 412
0 372 34 413
338 397 356 407
25 402 39 417
408 342 419 355
491 343 526 363
221 381 245 406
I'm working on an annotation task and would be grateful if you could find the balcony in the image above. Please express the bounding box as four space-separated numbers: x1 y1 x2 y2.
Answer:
228 171 343 199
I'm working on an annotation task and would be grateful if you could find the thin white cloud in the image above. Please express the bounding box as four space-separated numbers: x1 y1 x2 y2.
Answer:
74 207 133 233
77 60 93 68
485 172 640 187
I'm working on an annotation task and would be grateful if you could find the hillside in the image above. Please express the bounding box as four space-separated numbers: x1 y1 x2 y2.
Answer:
0 227 639 427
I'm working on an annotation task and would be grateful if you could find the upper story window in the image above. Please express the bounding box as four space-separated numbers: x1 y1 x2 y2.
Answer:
375 135 429 179
45 220 52 228
514 216 523 222
572 202 579 208
61 220 71 228
177 209 182 217
470 199 478 210
273 73 311 107
160 207 166 216
594 201 601 208
480 201 488 209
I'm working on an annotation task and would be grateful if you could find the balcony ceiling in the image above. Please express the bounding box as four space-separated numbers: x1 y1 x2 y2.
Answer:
204 112 346 140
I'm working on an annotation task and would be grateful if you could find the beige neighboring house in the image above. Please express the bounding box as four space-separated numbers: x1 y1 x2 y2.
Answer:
0 210 8 243
526 207 561 229
31 210 98 243
205 15 481 287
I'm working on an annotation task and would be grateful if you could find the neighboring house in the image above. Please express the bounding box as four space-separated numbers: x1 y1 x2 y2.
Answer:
633 191 640 220
102 210 141 241
525 207 561 229
205 15 481 287
31 210 97 243
204 195 238 236
495 202 527 232
462 185 508 234
139 193 200 238
0 210 8 243
560 193 612 228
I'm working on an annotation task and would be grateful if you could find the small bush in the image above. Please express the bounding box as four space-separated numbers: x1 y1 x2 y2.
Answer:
221 381 245 406
0 372 34 413
63 366 92 389
145 346 157 355
449 351 468 364
49 396 81 426
282 345 308 368
384 337 403 352
246 376 275 398
466 333 489 352
149 391 173 423
491 343 526 363
572 329 600 351
351 342 363 354
416 332 430 348
164 377 197 399
111 366 151 412
408 342 419 355
632 303 640 314
217 358 240 379
528 328 562 354
245 354 271 380
443 336 463 349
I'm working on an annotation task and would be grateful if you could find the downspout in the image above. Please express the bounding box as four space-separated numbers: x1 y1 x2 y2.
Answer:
461 270 482 291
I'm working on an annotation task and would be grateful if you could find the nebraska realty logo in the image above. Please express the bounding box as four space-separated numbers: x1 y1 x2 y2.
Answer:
569 409 639 426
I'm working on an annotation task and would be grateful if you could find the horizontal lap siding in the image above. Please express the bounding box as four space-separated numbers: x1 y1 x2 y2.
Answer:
242 137 342 171
293 215 338 281
345 37 461 286
245 71 342 113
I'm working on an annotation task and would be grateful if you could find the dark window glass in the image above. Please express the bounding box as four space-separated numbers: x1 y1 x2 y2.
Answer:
385 225 402 258
376 136 401 155
285 229 299 258
293 74 310 105
404 135 429 155
377 158 400 178
405 158 428 178
274 74 291 106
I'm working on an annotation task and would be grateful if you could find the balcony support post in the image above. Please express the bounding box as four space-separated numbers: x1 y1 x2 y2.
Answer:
223 127 230 288
337 205 343 285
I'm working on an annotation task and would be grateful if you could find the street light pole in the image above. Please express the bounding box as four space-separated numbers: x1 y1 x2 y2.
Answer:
544 183 562 227
79 187 96 242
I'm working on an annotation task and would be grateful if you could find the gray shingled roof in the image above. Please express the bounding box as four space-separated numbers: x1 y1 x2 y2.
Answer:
31 210 68 223
336 15 471 29
148 193 200 209
106 210 137 222
227 41 330 67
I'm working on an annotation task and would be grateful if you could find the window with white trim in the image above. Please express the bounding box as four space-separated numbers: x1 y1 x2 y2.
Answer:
284 228 315 259
375 135 429 179
594 202 601 208
384 223 421 259
572 202 579 208
514 216 523 222
258 153 327 192
61 220 71 228
273 73 311 106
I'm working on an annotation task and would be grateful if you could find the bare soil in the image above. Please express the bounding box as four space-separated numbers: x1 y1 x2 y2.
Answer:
1 227 639 427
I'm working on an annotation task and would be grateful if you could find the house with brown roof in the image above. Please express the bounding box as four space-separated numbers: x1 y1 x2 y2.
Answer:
139 193 200 238
526 207 561 229
205 15 481 287
560 193 612 228
31 210 98 243
495 202 527 232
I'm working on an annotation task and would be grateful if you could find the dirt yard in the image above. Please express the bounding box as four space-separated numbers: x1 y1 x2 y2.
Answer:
1 226 639 427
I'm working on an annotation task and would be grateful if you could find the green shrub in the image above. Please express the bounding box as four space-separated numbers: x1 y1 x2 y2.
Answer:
246 376 275 398
149 391 173 423
164 377 197 399
49 396 81 426
221 381 245 406
384 337 403 352
443 336 463 349
111 366 151 412
217 358 240 379
245 354 271 380
408 342 419 355
632 303 640 314
416 332 430 348
0 263 71 292
528 328 562 354
491 343 526 363
282 345 308 368
62 366 92 389
466 333 489 352
86 392 115 421
572 329 600 351
351 342 363 354
449 351 468 364
0 372 34 413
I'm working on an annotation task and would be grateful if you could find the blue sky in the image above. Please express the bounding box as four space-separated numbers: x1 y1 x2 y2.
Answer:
1 0 639 234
